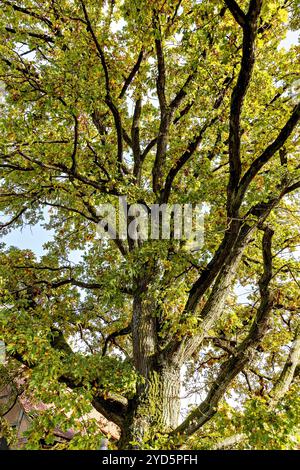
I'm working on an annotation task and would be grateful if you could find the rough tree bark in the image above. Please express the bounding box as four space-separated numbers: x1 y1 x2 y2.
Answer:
118 279 181 448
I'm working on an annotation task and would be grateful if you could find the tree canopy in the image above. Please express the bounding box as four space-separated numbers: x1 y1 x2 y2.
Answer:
0 0 300 450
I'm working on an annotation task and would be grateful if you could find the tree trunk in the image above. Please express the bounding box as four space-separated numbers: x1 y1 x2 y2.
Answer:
119 363 180 449
119 290 180 449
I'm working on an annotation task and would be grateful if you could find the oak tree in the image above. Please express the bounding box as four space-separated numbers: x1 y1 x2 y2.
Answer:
0 0 300 449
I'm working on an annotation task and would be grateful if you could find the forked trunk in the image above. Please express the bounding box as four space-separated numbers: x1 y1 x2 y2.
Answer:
118 292 180 449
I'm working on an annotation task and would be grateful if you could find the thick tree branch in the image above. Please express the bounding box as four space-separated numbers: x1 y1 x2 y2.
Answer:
237 102 300 204
5 26 55 43
213 433 246 449
34 277 103 290
160 116 218 203
169 70 197 116
159 68 235 203
57 332 128 428
167 221 254 364
80 0 124 168
152 12 170 194
173 101 194 125
119 49 144 99
166 184 289 365
14 151 119 195
153 15 167 114
142 137 158 160
172 227 274 437
0 207 27 231
269 323 300 404
102 324 132 356
281 180 300 196
226 0 263 216
132 98 142 182
224 0 246 27
70 115 79 174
